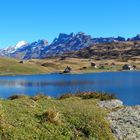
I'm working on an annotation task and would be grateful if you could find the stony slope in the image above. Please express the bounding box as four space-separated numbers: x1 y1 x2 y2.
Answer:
99 100 140 140
63 41 140 60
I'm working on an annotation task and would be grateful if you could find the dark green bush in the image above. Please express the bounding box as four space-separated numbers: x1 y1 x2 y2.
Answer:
77 92 116 100
59 92 116 101
59 93 74 99
8 94 27 100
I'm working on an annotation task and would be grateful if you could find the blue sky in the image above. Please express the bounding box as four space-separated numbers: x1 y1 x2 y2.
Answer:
0 0 140 48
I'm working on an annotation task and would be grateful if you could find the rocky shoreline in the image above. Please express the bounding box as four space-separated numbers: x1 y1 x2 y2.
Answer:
99 100 140 140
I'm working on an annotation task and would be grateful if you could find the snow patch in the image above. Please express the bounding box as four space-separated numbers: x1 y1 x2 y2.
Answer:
15 41 28 49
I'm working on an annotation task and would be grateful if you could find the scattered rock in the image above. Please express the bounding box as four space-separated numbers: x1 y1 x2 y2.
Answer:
79 66 87 70
98 99 123 109
99 100 140 139
60 56 66 60
41 62 57 67
19 60 24 64
108 106 140 140
105 63 109 65
111 63 115 66
91 62 96 67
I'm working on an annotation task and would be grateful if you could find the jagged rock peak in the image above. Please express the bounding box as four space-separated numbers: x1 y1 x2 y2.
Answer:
127 34 140 41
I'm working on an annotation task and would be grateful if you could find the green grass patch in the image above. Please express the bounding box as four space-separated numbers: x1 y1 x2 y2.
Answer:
0 57 47 75
0 94 115 140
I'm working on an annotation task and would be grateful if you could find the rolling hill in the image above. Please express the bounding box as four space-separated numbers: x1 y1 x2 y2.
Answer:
0 57 49 75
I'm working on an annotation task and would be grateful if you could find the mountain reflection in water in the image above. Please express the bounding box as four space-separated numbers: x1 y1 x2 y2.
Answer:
0 72 139 105
0 80 94 87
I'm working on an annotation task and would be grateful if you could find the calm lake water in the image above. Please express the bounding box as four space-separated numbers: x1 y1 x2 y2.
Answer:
0 72 140 105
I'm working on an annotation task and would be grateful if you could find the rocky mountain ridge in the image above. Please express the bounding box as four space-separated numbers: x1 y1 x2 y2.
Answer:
0 33 140 59
63 41 140 60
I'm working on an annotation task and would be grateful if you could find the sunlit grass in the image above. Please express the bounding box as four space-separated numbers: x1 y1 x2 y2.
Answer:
0 94 115 140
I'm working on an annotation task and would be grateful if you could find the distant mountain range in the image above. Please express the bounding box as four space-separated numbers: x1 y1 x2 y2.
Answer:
0 32 140 59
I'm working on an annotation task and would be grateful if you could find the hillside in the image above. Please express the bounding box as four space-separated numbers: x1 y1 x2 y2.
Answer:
0 57 50 75
0 57 140 75
0 93 115 140
63 41 140 61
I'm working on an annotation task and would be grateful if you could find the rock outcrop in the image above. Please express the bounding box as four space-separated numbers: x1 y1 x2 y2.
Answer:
98 99 123 109
99 100 140 140
127 34 140 41
92 36 125 43
108 106 140 140
65 41 140 60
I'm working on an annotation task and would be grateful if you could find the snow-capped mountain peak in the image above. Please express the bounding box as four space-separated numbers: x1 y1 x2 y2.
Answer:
0 41 28 56
15 41 28 49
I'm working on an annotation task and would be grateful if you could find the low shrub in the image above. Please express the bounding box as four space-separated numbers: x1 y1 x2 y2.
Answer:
59 93 74 99
8 94 27 100
76 92 116 100
30 93 48 101
59 92 116 101
40 110 61 125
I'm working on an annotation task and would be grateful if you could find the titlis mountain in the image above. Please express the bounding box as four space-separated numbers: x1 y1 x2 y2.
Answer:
0 32 140 60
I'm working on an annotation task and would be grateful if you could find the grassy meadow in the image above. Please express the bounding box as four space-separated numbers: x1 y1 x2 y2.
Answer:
0 93 116 140
0 57 139 75
0 57 49 75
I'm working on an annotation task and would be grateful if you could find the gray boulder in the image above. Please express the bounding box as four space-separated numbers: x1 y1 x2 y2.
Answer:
98 99 123 109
